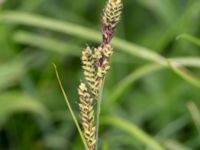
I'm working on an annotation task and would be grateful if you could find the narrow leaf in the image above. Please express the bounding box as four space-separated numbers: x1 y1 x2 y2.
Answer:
53 64 89 150
13 31 80 56
187 101 200 135
0 91 48 128
177 34 200 47
101 116 164 150
169 61 200 88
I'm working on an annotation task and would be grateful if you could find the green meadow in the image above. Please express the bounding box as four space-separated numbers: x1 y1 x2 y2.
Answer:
0 0 200 149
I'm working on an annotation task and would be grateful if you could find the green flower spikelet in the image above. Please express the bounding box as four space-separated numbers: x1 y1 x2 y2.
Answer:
102 0 123 29
78 83 96 149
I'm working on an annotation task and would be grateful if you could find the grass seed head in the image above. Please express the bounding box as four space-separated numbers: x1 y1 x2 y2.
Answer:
102 0 123 45
78 83 96 149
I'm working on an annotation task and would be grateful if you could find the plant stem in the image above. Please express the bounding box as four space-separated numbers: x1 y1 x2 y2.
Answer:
95 83 104 150
53 64 89 150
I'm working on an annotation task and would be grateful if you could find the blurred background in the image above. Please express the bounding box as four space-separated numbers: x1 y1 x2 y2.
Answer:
0 0 200 149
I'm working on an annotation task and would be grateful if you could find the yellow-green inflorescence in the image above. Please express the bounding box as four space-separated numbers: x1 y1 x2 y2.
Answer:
81 47 98 98
102 0 123 28
81 45 113 99
102 0 123 45
78 0 123 149
78 83 96 149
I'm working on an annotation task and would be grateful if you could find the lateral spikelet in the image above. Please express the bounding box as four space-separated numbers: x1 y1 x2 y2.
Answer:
82 47 96 89
81 47 99 98
78 83 96 149
95 45 113 79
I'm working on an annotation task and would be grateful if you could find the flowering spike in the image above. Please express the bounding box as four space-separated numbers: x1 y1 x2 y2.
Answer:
81 47 100 98
82 46 95 87
102 0 123 45
78 83 96 149
78 0 123 148
94 45 113 89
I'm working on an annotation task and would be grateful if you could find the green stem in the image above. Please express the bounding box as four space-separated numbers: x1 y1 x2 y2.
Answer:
95 84 104 150
53 64 89 150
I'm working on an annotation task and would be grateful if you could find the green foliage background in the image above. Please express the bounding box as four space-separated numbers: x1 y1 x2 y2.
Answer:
0 0 200 149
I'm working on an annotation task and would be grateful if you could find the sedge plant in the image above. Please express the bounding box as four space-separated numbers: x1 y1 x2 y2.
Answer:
54 0 123 149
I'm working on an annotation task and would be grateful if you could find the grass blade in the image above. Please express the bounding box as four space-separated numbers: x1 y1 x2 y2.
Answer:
13 31 80 56
0 11 101 43
164 140 192 150
156 116 188 139
0 91 48 128
0 11 200 89
101 116 164 150
2 12 200 89
169 61 200 88
169 57 200 67
1 12 200 92
177 34 200 47
0 53 44 91
187 101 200 135
105 58 200 111
53 64 89 150
0 11 166 65
0 61 26 90
104 64 162 110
